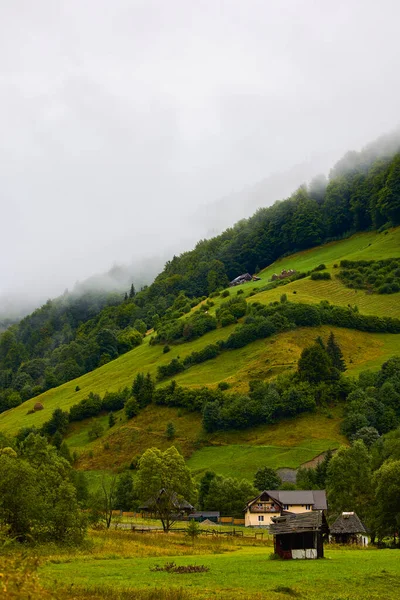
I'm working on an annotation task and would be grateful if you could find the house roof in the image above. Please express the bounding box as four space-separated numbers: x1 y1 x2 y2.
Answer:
245 490 327 511
230 273 252 283
188 511 220 518
139 488 194 511
330 512 367 535
270 511 329 535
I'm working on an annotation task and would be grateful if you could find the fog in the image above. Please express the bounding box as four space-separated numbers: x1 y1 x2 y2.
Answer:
1 0 400 316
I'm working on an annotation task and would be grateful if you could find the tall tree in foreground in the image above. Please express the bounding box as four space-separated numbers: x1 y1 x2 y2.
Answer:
136 446 194 532
372 459 400 544
326 441 372 523
89 474 118 529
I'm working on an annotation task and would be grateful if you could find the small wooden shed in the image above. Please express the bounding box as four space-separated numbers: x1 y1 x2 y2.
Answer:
329 512 368 546
270 511 328 559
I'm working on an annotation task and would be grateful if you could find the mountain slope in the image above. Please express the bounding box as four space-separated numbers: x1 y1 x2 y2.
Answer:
1 228 399 481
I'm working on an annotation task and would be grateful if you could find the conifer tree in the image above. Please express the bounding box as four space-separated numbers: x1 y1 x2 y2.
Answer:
327 331 346 371
129 283 136 298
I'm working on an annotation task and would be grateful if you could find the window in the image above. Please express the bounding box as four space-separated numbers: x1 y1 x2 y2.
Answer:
305 505 311 510
283 504 289 510
258 515 264 522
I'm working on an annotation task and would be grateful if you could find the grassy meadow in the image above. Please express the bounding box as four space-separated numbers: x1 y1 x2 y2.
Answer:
28 530 400 600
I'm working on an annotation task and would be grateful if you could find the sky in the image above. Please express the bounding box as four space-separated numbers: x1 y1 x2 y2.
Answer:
1 0 400 310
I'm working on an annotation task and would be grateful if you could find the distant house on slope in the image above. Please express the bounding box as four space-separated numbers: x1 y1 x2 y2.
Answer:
229 273 252 286
329 512 368 546
244 490 327 527
270 511 329 559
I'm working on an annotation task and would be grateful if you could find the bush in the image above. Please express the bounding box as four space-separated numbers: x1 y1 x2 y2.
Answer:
157 358 185 380
125 397 140 419
220 311 236 327
218 381 230 391
310 271 331 280
69 392 102 422
221 290 230 298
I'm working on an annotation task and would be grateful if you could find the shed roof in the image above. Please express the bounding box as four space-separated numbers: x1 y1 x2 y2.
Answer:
270 511 328 535
330 512 367 535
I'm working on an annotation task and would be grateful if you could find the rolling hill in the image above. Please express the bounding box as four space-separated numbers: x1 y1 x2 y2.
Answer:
1 227 399 483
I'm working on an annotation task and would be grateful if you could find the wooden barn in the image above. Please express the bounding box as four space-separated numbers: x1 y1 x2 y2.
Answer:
270 511 329 559
329 512 368 546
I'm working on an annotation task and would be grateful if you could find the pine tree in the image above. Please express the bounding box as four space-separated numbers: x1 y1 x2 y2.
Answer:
108 412 116 428
129 284 136 298
166 422 175 440
326 331 346 371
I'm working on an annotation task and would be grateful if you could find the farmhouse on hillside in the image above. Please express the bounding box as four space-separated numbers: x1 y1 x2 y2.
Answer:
270 511 329 559
329 512 368 546
229 273 261 286
244 490 327 527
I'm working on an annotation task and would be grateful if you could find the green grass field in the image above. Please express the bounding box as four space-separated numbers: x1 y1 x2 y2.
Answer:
40 537 400 600
187 440 339 479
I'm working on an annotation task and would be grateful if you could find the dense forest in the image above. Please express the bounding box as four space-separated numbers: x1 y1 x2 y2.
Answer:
1 133 400 411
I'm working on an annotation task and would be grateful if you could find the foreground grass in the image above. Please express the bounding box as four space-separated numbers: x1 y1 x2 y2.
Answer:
35 530 400 600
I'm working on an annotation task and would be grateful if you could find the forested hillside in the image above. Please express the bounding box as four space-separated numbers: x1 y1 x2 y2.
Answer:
1 133 400 414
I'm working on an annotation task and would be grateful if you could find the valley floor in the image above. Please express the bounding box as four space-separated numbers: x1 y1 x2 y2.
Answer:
34 530 400 600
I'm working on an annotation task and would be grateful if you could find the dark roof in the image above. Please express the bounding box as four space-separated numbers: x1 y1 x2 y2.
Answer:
139 488 194 511
330 512 367 535
245 490 327 511
270 511 329 535
188 511 220 518
230 273 252 283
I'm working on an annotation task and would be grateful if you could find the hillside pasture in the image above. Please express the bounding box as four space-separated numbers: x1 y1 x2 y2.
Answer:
71 402 345 473
186 440 339 480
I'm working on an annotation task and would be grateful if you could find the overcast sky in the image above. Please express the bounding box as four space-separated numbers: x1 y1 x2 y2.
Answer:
1 0 399 306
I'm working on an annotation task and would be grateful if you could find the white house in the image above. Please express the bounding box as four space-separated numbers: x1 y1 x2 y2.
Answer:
244 490 327 527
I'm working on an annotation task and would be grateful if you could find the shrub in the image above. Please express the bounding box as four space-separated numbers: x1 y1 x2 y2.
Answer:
69 392 102 422
125 397 140 419
221 290 230 297
312 263 326 272
310 271 331 280
220 311 236 327
218 381 230 391
165 422 175 440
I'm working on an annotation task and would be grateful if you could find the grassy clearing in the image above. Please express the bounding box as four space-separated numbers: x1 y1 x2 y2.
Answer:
187 441 340 479
36 531 400 600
